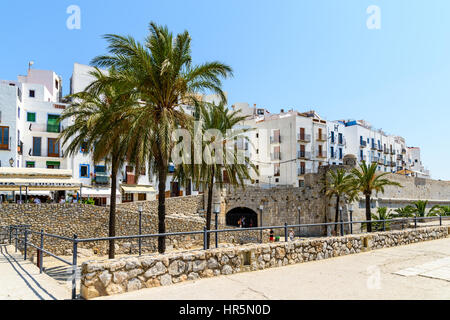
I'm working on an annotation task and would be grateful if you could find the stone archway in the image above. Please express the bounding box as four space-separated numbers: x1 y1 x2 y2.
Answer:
226 207 258 228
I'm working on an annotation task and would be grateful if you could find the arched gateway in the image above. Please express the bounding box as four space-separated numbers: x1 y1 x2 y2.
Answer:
226 207 258 228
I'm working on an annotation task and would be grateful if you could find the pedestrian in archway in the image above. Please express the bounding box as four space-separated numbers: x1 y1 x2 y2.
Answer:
269 229 274 242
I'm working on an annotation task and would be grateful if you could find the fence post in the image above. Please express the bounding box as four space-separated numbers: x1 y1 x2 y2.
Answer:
382 219 386 232
72 234 78 300
9 225 12 244
39 229 44 274
24 229 28 261
284 223 288 242
414 215 417 229
349 211 353 234
138 212 142 256
203 227 208 250
15 227 18 252
439 214 442 226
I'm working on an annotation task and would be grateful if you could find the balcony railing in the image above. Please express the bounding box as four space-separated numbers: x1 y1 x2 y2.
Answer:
378 158 384 165
360 141 367 148
370 144 377 150
397 154 403 161
371 157 379 163
270 136 281 144
297 134 311 142
297 151 311 159
94 173 110 185
297 167 311 176
337 138 345 146
274 169 280 177
28 148 63 158
377 146 383 152
316 151 327 158
391 150 396 155
383 148 389 154
316 134 327 141
271 152 281 161
360 155 366 162
402 148 407 154
28 123 64 134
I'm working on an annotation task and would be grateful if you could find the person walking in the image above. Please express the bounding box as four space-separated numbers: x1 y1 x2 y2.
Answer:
269 229 274 242
289 229 295 241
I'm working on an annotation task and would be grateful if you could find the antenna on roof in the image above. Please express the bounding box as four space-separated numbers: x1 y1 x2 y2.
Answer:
28 61 34 70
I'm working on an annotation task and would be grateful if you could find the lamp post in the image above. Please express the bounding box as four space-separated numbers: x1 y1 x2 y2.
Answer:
348 204 353 234
138 204 143 256
259 205 264 243
213 202 220 248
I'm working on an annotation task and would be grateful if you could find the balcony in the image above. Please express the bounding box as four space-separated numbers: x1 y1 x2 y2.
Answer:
337 138 345 146
17 141 23 155
359 155 366 162
274 169 281 177
28 148 63 158
316 151 327 159
391 150 396 155
377 146 383 152
297 167 311 176
297 151 311 159
316 134 327 142
397 154 403 161
360 141 367 148
383 148 389 154
28 123 64 134
297 133 311 142
402 148 407 154
270 136 281 144
371 157 379 163
271 152 281 161
390 161 396 167
371 144 377 150
377 158 384 165
94 173 110 185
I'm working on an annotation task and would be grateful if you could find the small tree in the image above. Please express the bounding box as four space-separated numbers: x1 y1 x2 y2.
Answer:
323 168 357 235
350 162 402 232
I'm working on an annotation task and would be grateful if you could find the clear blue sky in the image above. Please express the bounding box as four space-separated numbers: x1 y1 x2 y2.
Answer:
1 0 449 180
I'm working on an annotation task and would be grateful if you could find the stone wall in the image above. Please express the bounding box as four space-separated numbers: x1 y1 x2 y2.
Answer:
0 201 267 256
80 225 449 299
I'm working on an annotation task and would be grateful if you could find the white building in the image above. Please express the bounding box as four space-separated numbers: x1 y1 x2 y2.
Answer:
233 104 329 187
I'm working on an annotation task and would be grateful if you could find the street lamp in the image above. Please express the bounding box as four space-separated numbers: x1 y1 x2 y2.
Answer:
259 205 264 243
348 203 353 234
213 202 221 248
138 204 143 255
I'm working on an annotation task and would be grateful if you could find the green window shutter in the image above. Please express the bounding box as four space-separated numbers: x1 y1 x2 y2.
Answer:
27 112 36 122
47 114 60 133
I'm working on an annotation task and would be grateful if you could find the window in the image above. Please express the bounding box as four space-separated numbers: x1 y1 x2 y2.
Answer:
275 178 279 183
18 107 20 119
339 148 343 160
29 90 35 98
26 161 35 168
330 131 335 143
330 146 334 158
256 133 259 138
32 137 41 156
299 180 305 187
46 161 60 169
55 80 59 89
48 138 59 157
0 127 9 150
122 192 133 203
47 114 60 133
80 164 90 178
338 133 343 144
27 112 36 122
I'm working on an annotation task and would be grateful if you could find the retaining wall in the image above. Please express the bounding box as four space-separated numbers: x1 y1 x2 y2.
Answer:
80 225 449 299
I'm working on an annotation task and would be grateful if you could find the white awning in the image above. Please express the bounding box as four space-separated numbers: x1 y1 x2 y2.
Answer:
0 178 81 191
0 167 72 178
81 187 121 198
121 185 156 193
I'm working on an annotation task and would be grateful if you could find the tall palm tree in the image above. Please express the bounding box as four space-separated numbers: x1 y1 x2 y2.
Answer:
350 162 402 232
323 168 357 235
59 68 139 258
176 102 258 248
91 22 233 253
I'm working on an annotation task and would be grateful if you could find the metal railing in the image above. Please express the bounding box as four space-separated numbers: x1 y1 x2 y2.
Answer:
6 214 448 300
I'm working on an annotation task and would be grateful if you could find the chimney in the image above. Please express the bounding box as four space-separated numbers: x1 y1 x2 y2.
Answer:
280 109 284 113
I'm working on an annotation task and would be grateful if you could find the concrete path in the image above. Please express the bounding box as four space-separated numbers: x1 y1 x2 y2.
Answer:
96 238 450 300
0 245 70 300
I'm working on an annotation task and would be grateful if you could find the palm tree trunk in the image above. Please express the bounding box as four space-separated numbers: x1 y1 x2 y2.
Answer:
157 166 167 254
205 167 215 249
108 158 118 259
334 195 340 234
365 194 372 232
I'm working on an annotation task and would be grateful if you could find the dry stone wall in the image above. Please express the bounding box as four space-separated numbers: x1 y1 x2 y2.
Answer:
80 225 449 299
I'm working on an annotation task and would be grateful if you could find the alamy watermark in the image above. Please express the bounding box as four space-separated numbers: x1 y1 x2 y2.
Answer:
366 5 381 30
66 5 81 30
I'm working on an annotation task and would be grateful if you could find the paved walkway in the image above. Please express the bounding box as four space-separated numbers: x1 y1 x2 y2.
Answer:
96 238 450 300
0 245 70 300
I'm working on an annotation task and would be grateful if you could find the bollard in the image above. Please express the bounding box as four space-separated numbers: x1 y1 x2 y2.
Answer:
203 227 208 250
72 234 78 300
24 229 28 261
39 229 44 274
284 223 288 242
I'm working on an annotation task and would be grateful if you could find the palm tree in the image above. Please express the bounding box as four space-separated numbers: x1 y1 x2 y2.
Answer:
323 168 357 235
176 102 258 248
350 162 402 232
371 207 394 231
411 200 442 219
91 22 233 253
394 205 415 217
59 68 139 258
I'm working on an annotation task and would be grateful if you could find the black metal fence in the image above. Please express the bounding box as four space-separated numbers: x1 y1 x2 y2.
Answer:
5 214 449 300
